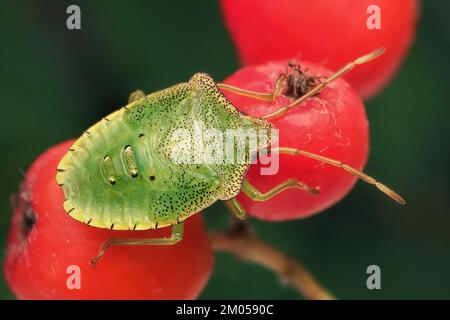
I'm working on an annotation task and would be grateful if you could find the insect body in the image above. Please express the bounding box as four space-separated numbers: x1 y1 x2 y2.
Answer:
56 49 405 265
57 73 272 231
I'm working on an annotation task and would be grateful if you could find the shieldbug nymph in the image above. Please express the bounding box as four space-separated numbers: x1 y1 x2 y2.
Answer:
56 48 405 266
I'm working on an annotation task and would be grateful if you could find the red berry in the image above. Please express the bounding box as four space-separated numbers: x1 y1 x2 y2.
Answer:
221 0 418 99
222 60 369 220
4 140 214 299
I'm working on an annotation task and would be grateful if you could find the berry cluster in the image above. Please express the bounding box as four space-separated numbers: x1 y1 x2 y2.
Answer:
4 0 417 299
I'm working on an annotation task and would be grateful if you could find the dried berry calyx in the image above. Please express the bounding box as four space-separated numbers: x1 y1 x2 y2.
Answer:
282 63 321 99
11 186 36 240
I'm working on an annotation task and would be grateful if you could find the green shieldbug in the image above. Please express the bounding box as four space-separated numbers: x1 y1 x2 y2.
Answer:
56 49 405 265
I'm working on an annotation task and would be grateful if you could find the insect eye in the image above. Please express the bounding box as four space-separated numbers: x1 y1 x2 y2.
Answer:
131 170 138 178
149 175 155 181
109 178 116 185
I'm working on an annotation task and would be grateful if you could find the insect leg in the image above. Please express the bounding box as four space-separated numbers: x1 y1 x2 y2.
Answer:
90 222 184 267
261 48 385 120
128 89 146 103
241 178 319 202
217 74 287 102
272 147 405 205
224 198 247 220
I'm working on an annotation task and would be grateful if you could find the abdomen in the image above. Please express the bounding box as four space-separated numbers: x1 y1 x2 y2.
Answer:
57 108 166 230
56 107 221 230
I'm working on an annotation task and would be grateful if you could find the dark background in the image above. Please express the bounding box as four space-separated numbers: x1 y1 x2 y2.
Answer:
1 0 449 299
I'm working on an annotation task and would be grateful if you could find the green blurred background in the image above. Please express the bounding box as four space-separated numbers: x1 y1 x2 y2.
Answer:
1 0 449 299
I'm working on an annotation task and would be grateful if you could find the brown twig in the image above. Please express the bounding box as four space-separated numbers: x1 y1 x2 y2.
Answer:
209 220 336 300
